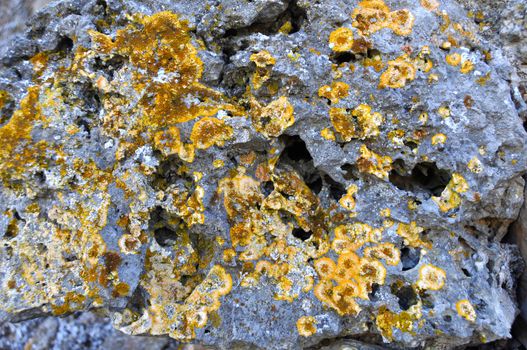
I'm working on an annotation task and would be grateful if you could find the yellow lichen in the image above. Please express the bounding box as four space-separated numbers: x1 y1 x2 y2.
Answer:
376 304 422 340
379 55 416 89
318 82 350 104
250 96 295 138
364 243 401 266
456 299 476 322
432 173 469 212
356 145 392 179
321 128 336 141
250 50 276 89
339 184 358 211
446 53 462 66
416 264 446 291
431 133 447 145
297 316 317 337
396 222 431 249
352 0 414 36
329 27 354 52
421 0 439 11
329 105 383 141
467 156 483 173
190 117 234 150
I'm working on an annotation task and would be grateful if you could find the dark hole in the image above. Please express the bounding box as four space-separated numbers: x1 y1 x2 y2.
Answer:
341 163 358 181
77 118 91 136
306 176 322 194
443 315 452 322
262 181 275 196
331 52 356 65
13 210 22 221
35 171 46 184
393 285 418 310
401 247 420 271
280 135 312 162
55 37 74 53
461 267 472 277
324 175 346 201
93 55 126 79
224 28 239 37
368 283 380 301
404 140 419 150
292 227 312 241
367 48 381 59
154 227 176 247
389 161 451 197
0 93 15 126
285 0 307 34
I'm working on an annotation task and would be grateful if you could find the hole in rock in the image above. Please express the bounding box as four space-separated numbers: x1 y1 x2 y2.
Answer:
278 135 324 196
461 267 472 277
292 227 312 241
306 176 323 194
341 163 358 181
323 175 346 201
262 181 275 196
283 0 307 34
280 135 312 162
154 227 177 247
368 283 381 301
393 285 418 310
401 247 420 271
331 52 356 65
389 161 451 197
55 36 74 53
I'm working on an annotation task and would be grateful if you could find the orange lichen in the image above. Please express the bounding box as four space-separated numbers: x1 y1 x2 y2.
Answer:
0 86 55 186
416 264 446 291
431 133 447 145
364 243 401 266
333 223 380 253
297 316 317 337
432 173 469 212
153 126 195 162
250 50 276 89
190 117 234 149
446 53 462 66
318 82 350 104
329 104 384 141
421 0 439 11
339 184 358 211
376 304 421 340
356 145 392 179
321 128 336 141
352 0 414 36
467 156 483 173
456 299 476 322
89 11 243 159
396 222 431 249
329 27 354 52
314 257 337 279
250 96 295 138
379 55 416 89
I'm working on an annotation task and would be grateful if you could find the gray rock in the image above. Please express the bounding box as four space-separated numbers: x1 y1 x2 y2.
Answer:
0 0 526 349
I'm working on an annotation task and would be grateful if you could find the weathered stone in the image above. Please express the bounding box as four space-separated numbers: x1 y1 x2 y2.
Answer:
0 0 526 349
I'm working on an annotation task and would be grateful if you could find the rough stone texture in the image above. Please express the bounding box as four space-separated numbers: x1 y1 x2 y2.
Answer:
0 1 527 350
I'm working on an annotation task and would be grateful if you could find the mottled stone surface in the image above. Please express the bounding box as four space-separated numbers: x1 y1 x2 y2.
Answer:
0 0 527 349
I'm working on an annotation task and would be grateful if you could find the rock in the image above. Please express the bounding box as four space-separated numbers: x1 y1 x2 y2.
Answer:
0 0 526 349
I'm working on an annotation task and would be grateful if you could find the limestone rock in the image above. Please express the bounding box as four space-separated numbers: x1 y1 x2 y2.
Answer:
0 0 526 349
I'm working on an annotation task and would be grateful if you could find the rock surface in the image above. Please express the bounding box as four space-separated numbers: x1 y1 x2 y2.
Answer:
1 0 527 349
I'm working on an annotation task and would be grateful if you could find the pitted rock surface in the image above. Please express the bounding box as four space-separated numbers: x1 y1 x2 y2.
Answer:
0 0 526 349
